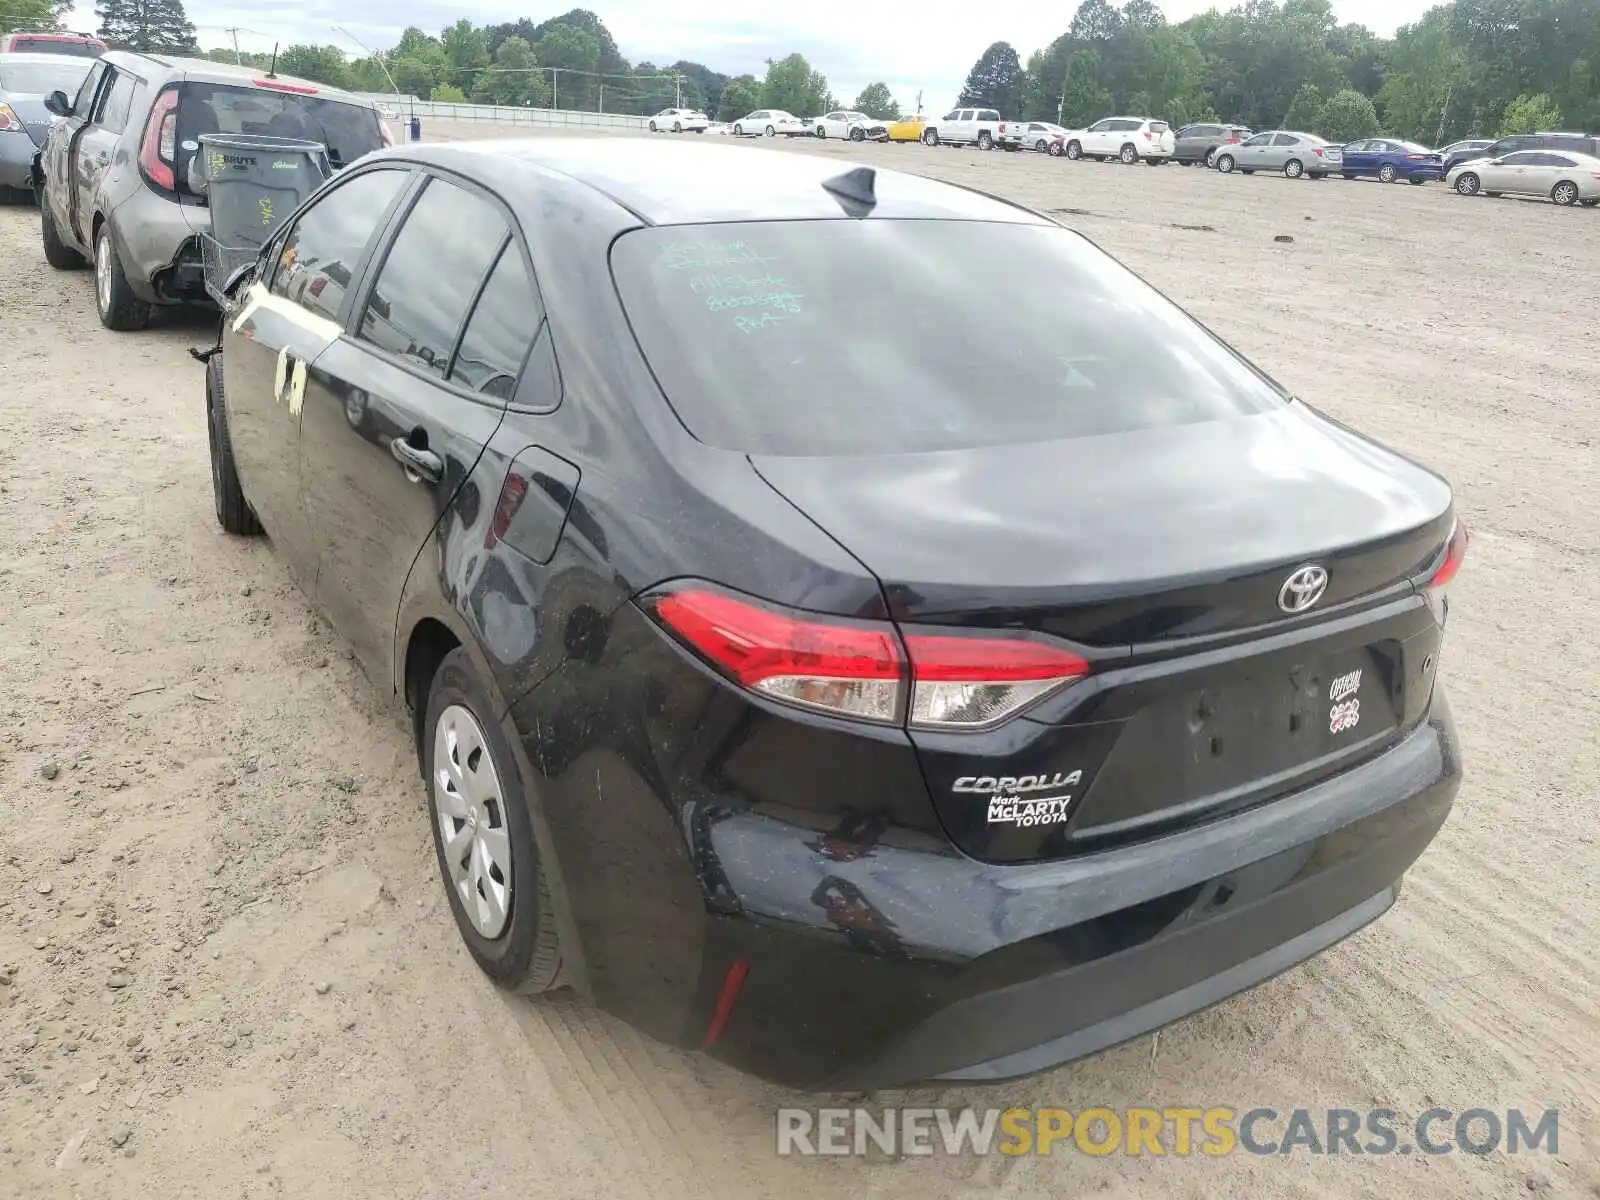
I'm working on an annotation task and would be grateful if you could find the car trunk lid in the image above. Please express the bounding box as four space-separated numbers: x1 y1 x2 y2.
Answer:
752 404 1457 862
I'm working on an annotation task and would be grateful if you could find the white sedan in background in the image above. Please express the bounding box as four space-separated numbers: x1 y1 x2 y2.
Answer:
730 109 807 137
813 110 888 141
648 108 709 133
1447 149 1600 206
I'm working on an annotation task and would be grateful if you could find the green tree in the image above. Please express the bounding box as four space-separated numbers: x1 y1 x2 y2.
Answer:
1499 91 1562 134
431 84 467 102
1283 82 1325 130
1376 9 1473 142
473 36 549 106
1070 0 1125 42
853 82 900 120
671 61 729 115
1 0 59 36
717 76 759 122
441 18 490 95
276 45 351 89
534 23 600 109
392 57 437 99
760 53 831 116
95 0 196 52
1319 87 1380 139
958 41 1024 114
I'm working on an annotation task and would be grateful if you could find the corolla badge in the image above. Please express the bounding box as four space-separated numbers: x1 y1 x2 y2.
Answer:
1278 564 1329 614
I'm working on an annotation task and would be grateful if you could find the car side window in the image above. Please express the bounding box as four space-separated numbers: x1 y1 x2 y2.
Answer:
1273 133 1299 146
71 60 106 116
1241 133 1269 146
448 242 543 402
1499 152 1537 165
1544 153 1576 166
979 110 999 121
95 69 138 133
942 110 958 121
269 168 408 324
1089 119 1110 131
357 177 509 380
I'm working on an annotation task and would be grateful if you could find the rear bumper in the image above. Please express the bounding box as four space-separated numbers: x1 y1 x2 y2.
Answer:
702 691 1460 1088
0 133 37 189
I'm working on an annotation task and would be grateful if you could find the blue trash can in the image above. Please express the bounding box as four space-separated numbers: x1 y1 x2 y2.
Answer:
409 116 422 142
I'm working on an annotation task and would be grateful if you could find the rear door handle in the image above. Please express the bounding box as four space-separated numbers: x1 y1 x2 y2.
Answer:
390 434 443 484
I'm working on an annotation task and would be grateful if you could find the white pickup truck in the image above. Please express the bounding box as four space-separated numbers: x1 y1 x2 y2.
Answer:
921 107 1004 149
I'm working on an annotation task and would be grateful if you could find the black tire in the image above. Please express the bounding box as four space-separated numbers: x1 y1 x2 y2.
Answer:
1047 140 1064 157
1284 158 1304 179
1145 157 1164 166
764 124 775 137
849 126 864 142
40 196 84 269
1455 171 1480 196
1035 138 1048 152
1408 177 1426 185
93 223 150 331
977 131 992 150
815 125 825 139
648 119 658 132
424 648 561 995
1065 139 1082 160
1551 180 1579 206
1119 143 1137 164
672 121 682 133
733 123 744 136
1204 147 1217 168
922 128 938 146
205 355 263 537
1378 163 1397 183
1215 153 1235 173
1342 172 1358 179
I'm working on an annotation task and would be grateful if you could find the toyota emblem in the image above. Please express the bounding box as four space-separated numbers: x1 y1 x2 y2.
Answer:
1278 564 1329 614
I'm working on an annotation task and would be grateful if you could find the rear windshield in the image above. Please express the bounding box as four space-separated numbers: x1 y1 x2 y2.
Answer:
1150 121 1168 133
612 221 1285 456
178 82 383 172
7 37 101 57
0 58 92 94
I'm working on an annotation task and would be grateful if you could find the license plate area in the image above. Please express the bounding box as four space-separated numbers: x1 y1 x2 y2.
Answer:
1065 640 1409 840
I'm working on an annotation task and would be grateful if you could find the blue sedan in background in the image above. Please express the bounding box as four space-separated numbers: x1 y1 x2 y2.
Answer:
1340 138 1444 183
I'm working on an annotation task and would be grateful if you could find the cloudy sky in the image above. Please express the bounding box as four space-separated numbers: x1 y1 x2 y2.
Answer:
67 0 1437 112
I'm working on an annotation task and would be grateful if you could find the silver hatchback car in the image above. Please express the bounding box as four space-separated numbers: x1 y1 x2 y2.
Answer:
34 50 389 330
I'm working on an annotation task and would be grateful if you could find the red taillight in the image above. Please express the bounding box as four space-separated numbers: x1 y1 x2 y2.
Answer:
904 634 1090 729
648 585 1091 729
138 86 179 191
1427 521 1469 590
1142 130 1151 140
485 471 529 549
652 588 901 722
255 78 318 95
1313 147 1325 157
1229 131 1242 142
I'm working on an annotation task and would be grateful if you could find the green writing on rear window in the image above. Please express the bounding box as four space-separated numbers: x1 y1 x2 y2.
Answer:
664 244 801 331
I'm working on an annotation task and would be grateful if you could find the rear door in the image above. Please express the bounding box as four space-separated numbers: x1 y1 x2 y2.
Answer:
1342 139 1373 173
57 56 105 241
225 165 412 592
298 170 527 685
72 63 138 224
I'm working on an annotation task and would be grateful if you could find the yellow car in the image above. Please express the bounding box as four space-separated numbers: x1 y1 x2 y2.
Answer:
886 114 925 143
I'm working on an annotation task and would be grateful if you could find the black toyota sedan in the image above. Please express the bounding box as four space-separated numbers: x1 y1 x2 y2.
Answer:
204 138 1465 1088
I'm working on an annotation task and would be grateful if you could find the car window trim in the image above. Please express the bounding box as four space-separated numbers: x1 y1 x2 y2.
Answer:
340 162 556 413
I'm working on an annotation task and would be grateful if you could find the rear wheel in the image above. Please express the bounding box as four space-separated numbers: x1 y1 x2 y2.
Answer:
977 131 992 150
733 123 744 136
1047 140 1064 157
1454 171 1480 196
425 648 561 995
1035 138 1048 152
1065 140 1082 160
1284 158 1304 179
206 355 262 537
1119 143 1137 164
922 128 938 146
39 197 84 269
93 223 149 332
1215 153 1235 173
849 126 864 142
1378 163 1397 183
815 125 825 139
648 119 658 132
672 121 682 133
1551 180 1579 206
1204 148 1217 167
764 124 775 137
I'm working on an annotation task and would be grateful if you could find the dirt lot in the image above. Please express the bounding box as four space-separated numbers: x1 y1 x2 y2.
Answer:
2 126 1597 1200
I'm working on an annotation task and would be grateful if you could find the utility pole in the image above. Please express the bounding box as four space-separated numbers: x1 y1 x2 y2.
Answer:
1434 86 1452 147
676 75 682 107
224 26 242 64
551 68 558 110
597 82 603 112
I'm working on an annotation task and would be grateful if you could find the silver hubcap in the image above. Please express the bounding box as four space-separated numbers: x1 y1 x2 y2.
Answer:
433 704 512 939
95 235 111 313
1556 185 1575 204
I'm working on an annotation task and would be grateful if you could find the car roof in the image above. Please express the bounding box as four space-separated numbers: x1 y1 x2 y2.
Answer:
0 51 85 65
102 49 366 101
389 138 1053 228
